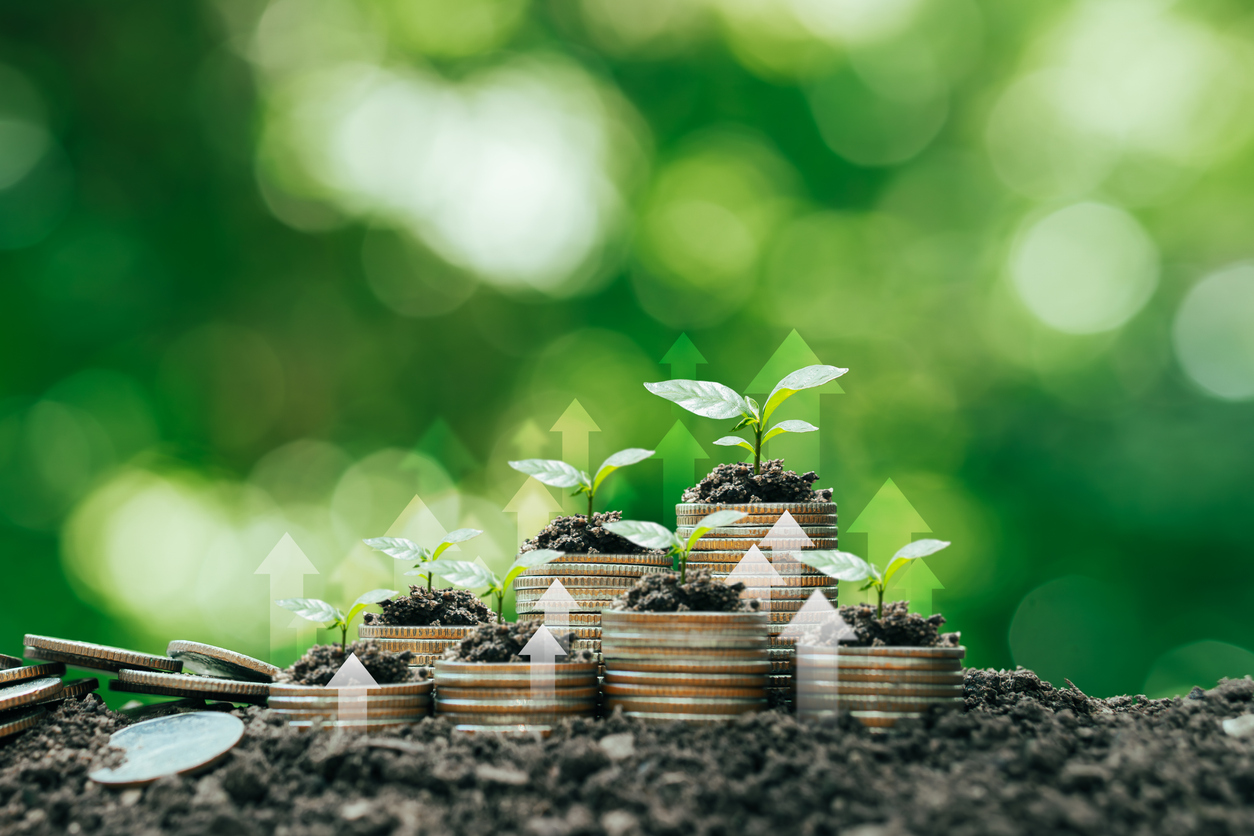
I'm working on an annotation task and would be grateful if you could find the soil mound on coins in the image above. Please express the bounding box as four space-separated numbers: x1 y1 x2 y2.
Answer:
277 640 418 686
682 459 833 503
521 510 653 555
4 674 1253 836
613 568 758 613
447 621 595 664
364 587 493 627
802 601 961 648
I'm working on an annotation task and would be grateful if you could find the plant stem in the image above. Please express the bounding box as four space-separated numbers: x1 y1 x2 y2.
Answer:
753 423 762 475
876 585 884 620
587 492 594 520
678 550 687 585
340 623 348 652
495 590 504 621
427 572 432 593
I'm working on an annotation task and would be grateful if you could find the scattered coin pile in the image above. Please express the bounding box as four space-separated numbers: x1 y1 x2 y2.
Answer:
794 644 965 729
433 659 598 735
268 679 434 730
677 501 839 705
357 624 483 668
0 652 101 742
601 611 770 723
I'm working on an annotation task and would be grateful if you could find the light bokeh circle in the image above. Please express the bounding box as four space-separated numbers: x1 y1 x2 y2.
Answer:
1172 264 1254 401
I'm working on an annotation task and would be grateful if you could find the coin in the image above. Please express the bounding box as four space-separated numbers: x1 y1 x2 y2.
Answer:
36 677 100 705
602 648 767 662
268 693 432 710
434 660 598 677
25 635 182 674
676 525 839 538
514 575 639 590
806 684 963 699
369 638 471 655
834 693 962 707
509 624 601 639
685 561 833 577
677 515 837 528
269 706 429 720
604 697 763 715
811 656 965 672
449 724 553 737
434 698 595 714
604 670 767 688
268 680 433 698
437 712 576 726
693 538 840 551
676 502 836 515
822 645 966 659
603 683 766 699
288 718 419 732
519 563 672 577
616 711 746 724
0 662 66 686
434 685 599 701
514 592 620 605
0 654 21 670
111 670 270 704
357 625 482 640
547 553 673 566
0 707 47 741
606 659 771 675
166 641 279 682
0 677 63 712
835 671 965 685
89 712 244 787
516 612 603 626
601 612 767 627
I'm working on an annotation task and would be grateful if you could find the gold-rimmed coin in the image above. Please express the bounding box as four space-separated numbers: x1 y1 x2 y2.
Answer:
0 677 63 712
600 612 767 627
437 712 572 726
166 641 279 682
693 538 839 551
677 516 837 528
267 693 430 709
546 553 673 566
604 697 762 715
24 635 181 674
602 682 766 699
834 693 962 708
0 662 66 686
603 670 767 688
0 707 47 740
516 612 603 626
606 659 771 675
267 680 433 698
0 654 21 670
811 656 964 672
36 677 100 705
809 684 963 698
519 563 672 577
676 502 836 515
676 525 839 538
514 593 620 607
287 718 419 732
111 670 270 704
368 639 467 655
514 575 639 590
268 706 429 721
837 671 965 685
357 625 481 640
818 645 966 659
602 648 767 662
617 711 748 725
434 698 595 714
433 660 597 677
434 685 599 701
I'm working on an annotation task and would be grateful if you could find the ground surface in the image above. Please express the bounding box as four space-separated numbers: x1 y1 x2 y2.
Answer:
2 670 1253 836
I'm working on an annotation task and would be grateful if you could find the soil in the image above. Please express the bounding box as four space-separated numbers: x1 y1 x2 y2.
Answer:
445 621 596 664
802 601 961 648
521 511 656 555
612 568 758 613
276 641 420 686
682 459 833 504
363 587 494 627
4 674 1254 835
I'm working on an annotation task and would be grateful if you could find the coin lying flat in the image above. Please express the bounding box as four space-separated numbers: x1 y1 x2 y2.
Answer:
677 525 839 538
36 677 100 705
111 670 270 704
693 538 840 551
0 677 64 712
89 712 244 787
827 645 966 659
357 625 481 640
268 693 432 710
25 636 182 674
166 642 279 682
434 685 599 701
604 670 767 688
607 659 771 676
601 612 767 627
0 662 66 687
677 516 837 528
603 682 766 699
605 697 763 715
0 654 22 670
516 612 603 626
676 502 836 515
287 718 419 732
0 707 47 740
270 706 430 721
434 697 595 714
619 711 752 725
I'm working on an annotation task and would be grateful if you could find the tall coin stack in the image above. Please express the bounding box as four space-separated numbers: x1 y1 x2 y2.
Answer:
676 502 839 706
433 660 599 735
600 611 769 723
266 679 434 731
357 624 484 669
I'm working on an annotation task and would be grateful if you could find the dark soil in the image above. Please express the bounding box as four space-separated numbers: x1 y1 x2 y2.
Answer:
363 587 494 627
446 621 596 664
612 568 758 613
801 601 961 648
5 673 1254 836
521 511 655 555
276 641 420 686
682 459 833 504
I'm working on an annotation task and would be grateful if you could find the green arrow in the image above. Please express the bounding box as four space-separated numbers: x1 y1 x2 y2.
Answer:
551 400 600 513
411 418 477 479
746 329 842 474
504 477 563 548
661 333 708 380
845 478 945 616
512 419 549 458
655 419 709 527
383 495 451 591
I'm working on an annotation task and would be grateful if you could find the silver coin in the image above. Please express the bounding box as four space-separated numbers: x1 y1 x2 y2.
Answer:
0 663 66 687
0 707 47 740
24 635 181 674
88 712 244 787
0 654 22 670
112 670 270 704
166 641 279 682
0 677 63 712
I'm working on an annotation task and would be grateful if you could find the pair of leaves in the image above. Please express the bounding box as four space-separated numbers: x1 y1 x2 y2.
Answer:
430 549 564 597
363 528 482 565
276 588 399 629
794 539 951 588
509 449 654 496
712 419 819 453
604 509 749 558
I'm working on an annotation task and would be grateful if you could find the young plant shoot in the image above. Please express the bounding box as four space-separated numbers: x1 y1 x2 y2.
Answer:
794 539 951 618
430 549 564 619
645 365 847 475
362 528 483 592
605 510 748 584
276 588 398 651
508 448 654 518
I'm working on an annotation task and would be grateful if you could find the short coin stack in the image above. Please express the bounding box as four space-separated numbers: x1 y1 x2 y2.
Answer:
600 610 769 723
677 502 839 705
357 624 486 669
267 679 434 730
0 653 100 743
433 660 598 735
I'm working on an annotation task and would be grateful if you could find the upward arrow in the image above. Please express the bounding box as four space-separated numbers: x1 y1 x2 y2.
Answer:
512 419 550 458
256 534 319 663
846 478 944 616
759 510 815 566
655 420 709 526
535 579 577 628
384 495 449 591
328 653 378 727
726 545 784 612
504 477 563 549
552 400 599 513
661 333 708 380
411 418 477 479
520 625 567 718
780 590 852 721
746 330 841 474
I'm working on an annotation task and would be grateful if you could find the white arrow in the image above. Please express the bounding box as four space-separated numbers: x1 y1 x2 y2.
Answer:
780 590 853 722
535 579 577 629
520 625 567 723
384 495 449 591
504 477 562 549
759 510 815 567
327 652 378 729
255 533 319 663
725 545 785 613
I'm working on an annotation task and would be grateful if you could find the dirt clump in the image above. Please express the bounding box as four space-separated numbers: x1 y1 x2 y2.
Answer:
682 459 833 503
276 640 419 686
613 567 758 613
363 586 494 627
808 600 962 647
521 510 655 555
446 620 595 664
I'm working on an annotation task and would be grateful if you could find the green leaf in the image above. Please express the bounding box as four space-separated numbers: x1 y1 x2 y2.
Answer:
275 597 340 626
685 509 750 551
592 448 655 492
511 548 564 570
432 528 483 559
403 563 437 578
362 537 428 562
643 380 750 420
604 519 678 551
507 459 588 489
883 538 951 586
745 396 760 420
430 560 499 591
762 365 849 422
791 550 875 582
712 435 755 453
762 419 818 443
353 588 398 607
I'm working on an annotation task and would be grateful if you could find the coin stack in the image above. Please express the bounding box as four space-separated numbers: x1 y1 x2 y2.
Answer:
677 502 838 705
267 679 434 730
0 653 100 743
793 645 965 730
357 624 486 669
600 611 769 723
98 640 279 706
433 660 598 735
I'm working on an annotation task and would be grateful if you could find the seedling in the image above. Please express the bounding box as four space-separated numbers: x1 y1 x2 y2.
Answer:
509 448 654 518
276 588 398 651
793 539 951 618
605 510 748 584
645 365 847 474
429 549 564 619
363 528 483 592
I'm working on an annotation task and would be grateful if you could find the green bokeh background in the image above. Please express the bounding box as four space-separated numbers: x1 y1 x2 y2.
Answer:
2 0 1253 704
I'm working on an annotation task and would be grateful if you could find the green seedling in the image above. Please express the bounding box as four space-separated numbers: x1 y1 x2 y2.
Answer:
276 588 398 651
605 510 748 584
509 448 655 518
645 365 847 475
363 528 483 592
793 539 951 618
429 549 564 619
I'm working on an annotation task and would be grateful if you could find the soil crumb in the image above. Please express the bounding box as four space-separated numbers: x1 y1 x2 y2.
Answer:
447 620 595 664
811 600 962 648
364 586 494 627
521 510 654 555
682 459 833 504
277 640 418 686
613 568 758 613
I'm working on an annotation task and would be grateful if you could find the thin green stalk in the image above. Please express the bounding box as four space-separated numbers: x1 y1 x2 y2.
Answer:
587 492 594 519
876 585 884 620
753 423 762 475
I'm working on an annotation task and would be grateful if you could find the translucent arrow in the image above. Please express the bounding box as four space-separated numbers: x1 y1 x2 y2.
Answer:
382 495 450 592
551 400 600 515
535 579 577 629
746 330 839 473
504 477 562 549
327 652 378 728
847 478 945 615
780 590 853 722
520 625 567 725
759 510 815 567
661 333 708 381
725 545 784 613
255 533 319 664
655 419 709 526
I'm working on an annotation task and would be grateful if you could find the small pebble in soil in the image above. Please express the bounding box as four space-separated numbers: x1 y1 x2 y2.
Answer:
521 510 656 555
447 620 595 664
276 640 419 686
363 586 494 627
682 459 833 504
613 568 758 613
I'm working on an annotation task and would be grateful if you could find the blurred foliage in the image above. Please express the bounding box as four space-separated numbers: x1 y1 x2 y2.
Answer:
2 0 1254 700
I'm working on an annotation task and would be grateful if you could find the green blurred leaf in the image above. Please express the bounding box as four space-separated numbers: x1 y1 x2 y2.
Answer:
762 419 818 443
793 550 874 582
432 528 482 559
275 597 340 626
604 519 677 551
884 539 950 585
713 435 754 452
431 560 498 590
362 537 429 562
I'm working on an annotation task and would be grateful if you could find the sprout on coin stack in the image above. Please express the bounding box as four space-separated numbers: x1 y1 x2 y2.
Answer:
275 589 418 686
